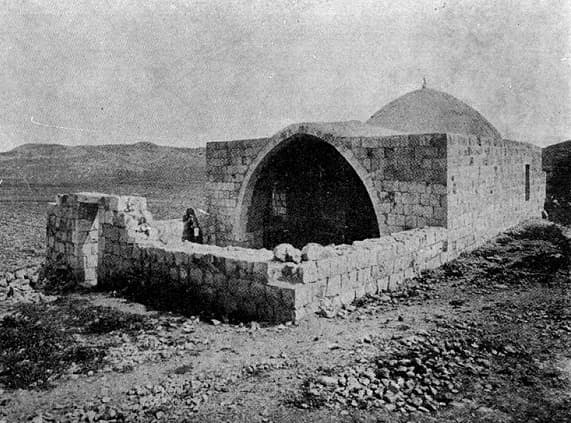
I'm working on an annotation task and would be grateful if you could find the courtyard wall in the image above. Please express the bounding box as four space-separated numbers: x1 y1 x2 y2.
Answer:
45 193 450 322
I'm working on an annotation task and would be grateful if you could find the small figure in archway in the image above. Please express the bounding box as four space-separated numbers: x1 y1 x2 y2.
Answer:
182 208 203 243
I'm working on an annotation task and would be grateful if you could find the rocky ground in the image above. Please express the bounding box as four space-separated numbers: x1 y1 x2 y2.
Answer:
0 201 46 272
0 220 569 423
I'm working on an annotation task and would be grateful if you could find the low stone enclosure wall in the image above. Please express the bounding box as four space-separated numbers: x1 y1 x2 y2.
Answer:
44 190 546 323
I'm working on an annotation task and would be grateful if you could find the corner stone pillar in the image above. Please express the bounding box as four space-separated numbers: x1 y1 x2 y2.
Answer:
46 193 104 287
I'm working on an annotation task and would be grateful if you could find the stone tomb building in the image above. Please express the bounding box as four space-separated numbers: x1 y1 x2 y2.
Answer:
205 88 544 251
46 88 545 322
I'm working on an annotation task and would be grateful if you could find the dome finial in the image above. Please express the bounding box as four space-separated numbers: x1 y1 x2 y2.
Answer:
422 77 427 89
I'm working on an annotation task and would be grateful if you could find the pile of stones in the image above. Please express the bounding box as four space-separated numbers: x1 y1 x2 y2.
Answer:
0 267 54 306
242 354 294 377
298 331 501 414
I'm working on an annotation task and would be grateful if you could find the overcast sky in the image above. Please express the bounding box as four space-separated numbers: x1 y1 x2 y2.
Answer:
0 0 569 151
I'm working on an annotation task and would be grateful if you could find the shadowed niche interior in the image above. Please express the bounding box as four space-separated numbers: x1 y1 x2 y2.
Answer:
245 135 379 249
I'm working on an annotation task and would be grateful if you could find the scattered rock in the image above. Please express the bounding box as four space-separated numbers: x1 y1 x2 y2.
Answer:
476 406 497 414
0 266 54 309
317 306 337 319
298 327 513 414
503 345 517 354
14 269 27 279
316 375 338 387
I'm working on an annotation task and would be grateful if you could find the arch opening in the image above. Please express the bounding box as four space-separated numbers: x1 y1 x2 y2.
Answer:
244 134 380 249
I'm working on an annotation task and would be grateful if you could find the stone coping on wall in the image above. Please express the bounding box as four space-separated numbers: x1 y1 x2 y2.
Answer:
128 226 448 287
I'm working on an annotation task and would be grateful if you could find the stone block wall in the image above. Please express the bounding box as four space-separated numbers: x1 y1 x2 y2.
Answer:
272 227 449 320
46 193 103 287
154 219 184 244
205 126 448 247
46 193 451 323
354 133 448 234
446 134 545 254
45 193 153 287
205 137 268 246
101 239 298 322
97 195 154 285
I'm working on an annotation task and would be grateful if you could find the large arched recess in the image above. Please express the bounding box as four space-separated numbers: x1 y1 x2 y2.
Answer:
234 129 380 249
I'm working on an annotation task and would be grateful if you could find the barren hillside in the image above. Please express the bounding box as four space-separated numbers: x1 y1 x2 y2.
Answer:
0 142 206 185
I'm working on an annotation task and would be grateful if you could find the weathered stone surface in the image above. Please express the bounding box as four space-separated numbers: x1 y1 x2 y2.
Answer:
301 243 326 261
273 244 302 264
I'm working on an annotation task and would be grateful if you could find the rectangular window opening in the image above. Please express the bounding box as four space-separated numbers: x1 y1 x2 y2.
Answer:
525 164 530 201
271 184 287 217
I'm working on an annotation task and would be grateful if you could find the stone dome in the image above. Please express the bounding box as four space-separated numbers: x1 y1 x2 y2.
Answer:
367 88 502 140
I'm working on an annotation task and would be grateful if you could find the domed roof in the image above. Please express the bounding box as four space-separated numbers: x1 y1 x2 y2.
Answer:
367 88 502 140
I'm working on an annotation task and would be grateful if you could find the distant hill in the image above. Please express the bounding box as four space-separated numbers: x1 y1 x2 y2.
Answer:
543 140 571 194
542 140 571 224
543 140 571 171
0 142 205 185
